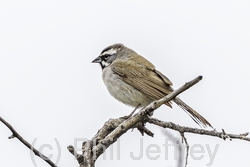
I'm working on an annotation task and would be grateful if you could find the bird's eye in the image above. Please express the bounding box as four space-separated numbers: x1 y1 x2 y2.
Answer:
102 54 110 60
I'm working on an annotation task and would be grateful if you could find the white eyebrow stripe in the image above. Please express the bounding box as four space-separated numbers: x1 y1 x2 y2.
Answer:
101 48 117 56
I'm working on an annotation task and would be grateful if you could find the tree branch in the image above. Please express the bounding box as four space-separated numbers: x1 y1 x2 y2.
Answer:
179 132 189 167
94 76 204 159
162 130 184 167
0 116 58 167
147 117 250 142
70 76 234 167
2 75 247 167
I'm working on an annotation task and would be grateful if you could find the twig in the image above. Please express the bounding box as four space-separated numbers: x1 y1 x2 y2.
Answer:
137 124 154 137
0 116 57 167
179 132 189 167
147 117 250 142
162 130 184 167
67 145 84 164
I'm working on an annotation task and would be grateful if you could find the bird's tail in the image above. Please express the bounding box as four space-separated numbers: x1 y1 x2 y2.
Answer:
173 97 213 128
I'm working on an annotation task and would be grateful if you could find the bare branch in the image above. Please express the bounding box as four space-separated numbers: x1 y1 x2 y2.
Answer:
162 130 184 167
94 76 203 158
2 75 248 167
147 117 250 142
68 76 206 167
0 116 57 167
137 124 154 137
179 132 189 167
67 145 84 164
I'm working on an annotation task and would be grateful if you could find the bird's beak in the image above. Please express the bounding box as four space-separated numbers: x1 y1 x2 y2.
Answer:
92 57 102 63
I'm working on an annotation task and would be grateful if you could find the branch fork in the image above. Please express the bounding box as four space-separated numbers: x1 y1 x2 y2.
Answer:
66 75 250 167
1 76 250 167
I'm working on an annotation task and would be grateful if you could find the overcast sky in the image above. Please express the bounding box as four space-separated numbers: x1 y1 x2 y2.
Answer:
1 1 250 167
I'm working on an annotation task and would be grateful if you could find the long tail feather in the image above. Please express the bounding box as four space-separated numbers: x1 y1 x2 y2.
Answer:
173 97 213 128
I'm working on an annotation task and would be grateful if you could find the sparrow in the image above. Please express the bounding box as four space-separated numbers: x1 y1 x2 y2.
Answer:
92 43 212 128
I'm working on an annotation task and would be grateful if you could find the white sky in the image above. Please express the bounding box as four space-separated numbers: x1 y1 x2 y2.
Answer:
1 1 250 167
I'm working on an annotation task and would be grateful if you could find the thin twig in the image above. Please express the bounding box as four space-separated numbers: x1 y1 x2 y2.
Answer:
162 130 184 167
137 125 154 137
0 116 57 167
179 132 189 167
67 145 84 164
147 117 250 142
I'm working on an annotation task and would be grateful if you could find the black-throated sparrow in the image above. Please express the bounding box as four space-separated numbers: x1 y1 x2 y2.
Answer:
92 43 212 128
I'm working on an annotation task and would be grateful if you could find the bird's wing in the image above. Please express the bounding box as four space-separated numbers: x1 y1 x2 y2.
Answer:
111 56 174 106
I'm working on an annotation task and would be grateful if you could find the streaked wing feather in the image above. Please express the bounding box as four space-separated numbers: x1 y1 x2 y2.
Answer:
111 59 173 107
130 79 164 99
155 70 173 86
126 78 172 107
145 76 173 95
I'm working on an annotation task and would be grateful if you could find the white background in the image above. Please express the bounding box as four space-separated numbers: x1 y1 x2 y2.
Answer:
0 1 250 167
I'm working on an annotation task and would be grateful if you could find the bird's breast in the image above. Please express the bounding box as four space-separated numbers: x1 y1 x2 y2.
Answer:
102 66 152 107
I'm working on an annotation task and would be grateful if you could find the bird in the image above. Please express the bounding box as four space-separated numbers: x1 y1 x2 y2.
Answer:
92 43 212 128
